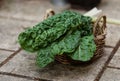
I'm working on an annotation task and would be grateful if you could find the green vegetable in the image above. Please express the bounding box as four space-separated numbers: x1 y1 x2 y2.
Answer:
69 35 96 61
18 11 92 52
36 30 81 67
18 10 96 67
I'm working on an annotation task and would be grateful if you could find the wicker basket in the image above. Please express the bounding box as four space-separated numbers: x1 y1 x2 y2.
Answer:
44 9 107 65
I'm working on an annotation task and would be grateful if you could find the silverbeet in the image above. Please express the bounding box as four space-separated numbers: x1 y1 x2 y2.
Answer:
18 10 96 67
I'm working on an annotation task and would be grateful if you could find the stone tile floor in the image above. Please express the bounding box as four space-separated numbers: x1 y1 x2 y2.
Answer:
0 0 120 81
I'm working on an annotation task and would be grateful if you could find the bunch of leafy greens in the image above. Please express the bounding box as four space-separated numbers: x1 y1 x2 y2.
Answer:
18 11 96 67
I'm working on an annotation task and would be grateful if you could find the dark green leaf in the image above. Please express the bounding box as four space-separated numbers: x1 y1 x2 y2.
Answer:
69 35 96 61
18 11 92 52
36 30 81 67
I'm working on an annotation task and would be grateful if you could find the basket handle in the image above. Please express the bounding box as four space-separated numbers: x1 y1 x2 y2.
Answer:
44 9 55 20
93 15 107 40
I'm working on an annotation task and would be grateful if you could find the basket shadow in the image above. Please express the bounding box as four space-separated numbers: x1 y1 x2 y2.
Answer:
38 57 102 80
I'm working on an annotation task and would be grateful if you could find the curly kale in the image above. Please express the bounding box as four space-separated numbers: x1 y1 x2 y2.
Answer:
18 10 96 67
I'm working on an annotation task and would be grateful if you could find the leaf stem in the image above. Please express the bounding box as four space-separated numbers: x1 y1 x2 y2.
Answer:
85 7 120 25
92 17 120 25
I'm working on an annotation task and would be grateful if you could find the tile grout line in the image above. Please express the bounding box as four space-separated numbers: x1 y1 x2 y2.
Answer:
0 48 22 67
0 48 16 52
0 71 52 81
107 66 120 70
94 39 120 81
104 45 114 48
0 47 52 81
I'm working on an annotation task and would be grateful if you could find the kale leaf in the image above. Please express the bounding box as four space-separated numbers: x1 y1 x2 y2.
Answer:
69 35 96 61
18 11 91 52
36 30 81 67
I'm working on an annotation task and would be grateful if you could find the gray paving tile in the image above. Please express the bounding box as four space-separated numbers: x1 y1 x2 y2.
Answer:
108 48 120 68
106 24 120 46
99 68 120 81
0 18 36 50
99 0 120 20
0 0 68 22
106 24 120 47
0 75 35 81
0 50 12 63
0 48 112 81
0 51 39 77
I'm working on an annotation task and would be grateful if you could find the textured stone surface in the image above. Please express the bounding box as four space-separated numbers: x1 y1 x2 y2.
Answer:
99 0 120 20
0 18 36 50
0 50 12 63
108 48 120 67
106 24 120 46
0 0 69 22
0 75 35 81
99 68 120 81
0 51 40 77
0 48 112 81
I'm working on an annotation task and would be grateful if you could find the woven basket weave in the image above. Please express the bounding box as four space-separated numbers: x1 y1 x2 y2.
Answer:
44 9 107 65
